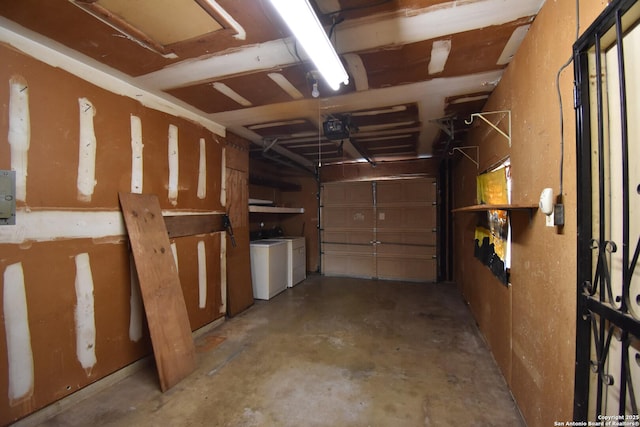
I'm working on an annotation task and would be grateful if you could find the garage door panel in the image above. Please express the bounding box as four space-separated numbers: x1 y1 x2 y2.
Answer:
376 230 436 246
323 243 374 254
321 179 437 282
322 230 374 245
322 181 372 205
377 206 436 229
322 207 375 229
377 243 435 257
322 253 375 278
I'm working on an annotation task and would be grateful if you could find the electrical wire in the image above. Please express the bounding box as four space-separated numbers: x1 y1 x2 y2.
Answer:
556 0 580 197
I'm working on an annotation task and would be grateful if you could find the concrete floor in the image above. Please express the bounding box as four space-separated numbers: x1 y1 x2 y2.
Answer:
29 275 524 426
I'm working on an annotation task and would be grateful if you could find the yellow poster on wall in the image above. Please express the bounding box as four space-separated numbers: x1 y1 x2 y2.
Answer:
477 167 508 204
475 166 510 284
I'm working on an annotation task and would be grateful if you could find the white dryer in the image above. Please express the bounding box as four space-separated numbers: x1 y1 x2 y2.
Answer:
276 237 306 287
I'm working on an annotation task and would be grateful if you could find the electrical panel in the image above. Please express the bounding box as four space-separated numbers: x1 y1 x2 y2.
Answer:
0 170 16 225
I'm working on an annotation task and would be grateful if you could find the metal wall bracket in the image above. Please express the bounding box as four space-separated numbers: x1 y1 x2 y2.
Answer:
449 146 479 169
431 116 457 140
465 110 511 147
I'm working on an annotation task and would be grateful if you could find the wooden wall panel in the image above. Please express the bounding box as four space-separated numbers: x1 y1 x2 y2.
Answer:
450 1 609 425
173 233 223 330
0 44 229 424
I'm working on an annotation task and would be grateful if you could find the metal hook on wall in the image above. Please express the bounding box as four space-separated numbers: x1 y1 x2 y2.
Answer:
449 146 479 169
465 110 511 147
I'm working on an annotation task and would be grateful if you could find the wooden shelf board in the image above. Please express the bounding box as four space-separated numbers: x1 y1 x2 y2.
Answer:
452 204 538 213
249 205 304 214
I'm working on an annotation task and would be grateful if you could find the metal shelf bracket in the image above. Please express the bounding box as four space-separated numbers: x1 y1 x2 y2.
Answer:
449 146 479 169
465 110 511 147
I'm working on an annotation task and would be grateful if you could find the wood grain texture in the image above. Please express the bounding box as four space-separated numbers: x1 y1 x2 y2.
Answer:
225 167 254 316
118 193 197 392
163 213 225 238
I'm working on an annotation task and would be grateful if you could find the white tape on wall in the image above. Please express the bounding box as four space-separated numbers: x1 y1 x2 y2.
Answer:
77 98 97 202
168 124 179 206
3 262 34 405
74 253 97 374
130 115 143 194
197 138 207 199
8 76 30 202
198 240 207 309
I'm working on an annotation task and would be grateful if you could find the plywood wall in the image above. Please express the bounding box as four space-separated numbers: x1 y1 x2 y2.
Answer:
452 0 609 425
0 44 234 424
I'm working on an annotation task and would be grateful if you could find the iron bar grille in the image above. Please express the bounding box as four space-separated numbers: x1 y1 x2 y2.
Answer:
574 0 640 420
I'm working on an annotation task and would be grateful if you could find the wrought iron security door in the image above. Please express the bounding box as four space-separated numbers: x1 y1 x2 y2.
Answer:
574 0 640 420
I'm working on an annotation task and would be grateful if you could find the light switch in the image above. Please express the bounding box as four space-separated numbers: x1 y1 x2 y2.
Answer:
0 170 16 225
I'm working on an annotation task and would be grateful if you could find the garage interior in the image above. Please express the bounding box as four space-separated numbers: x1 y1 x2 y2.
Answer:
0 0 639 425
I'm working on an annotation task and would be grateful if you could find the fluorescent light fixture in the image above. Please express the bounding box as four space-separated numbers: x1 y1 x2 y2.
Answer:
269 0 349 91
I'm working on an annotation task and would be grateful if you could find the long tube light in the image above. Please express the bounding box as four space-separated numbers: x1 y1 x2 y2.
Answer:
269 0 349 91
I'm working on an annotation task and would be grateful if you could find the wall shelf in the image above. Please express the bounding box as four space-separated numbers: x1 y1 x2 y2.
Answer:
452 204 538 213
249 205 305 214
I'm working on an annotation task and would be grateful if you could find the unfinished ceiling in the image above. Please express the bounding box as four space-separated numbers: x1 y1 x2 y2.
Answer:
0 0 545 172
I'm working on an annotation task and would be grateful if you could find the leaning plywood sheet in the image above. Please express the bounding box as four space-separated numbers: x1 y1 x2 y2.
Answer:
118 192 197 391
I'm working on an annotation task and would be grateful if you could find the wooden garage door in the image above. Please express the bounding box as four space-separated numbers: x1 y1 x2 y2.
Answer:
321 178 437 282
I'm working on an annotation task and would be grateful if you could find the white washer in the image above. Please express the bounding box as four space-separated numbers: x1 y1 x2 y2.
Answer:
249 239 288 300
276 237 306 287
